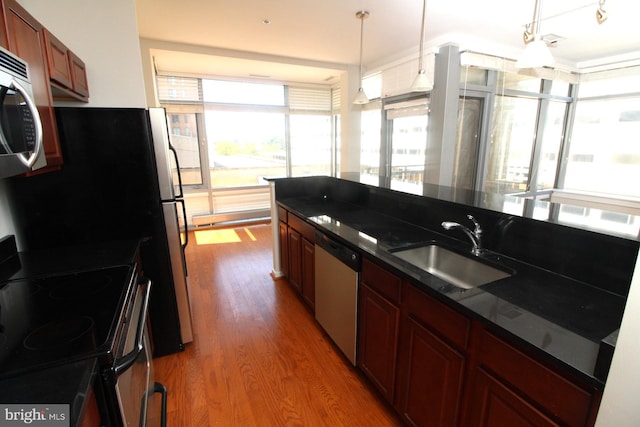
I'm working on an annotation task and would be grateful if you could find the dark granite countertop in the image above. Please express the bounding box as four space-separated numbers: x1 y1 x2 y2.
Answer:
278 196 626 387
0 358 97 427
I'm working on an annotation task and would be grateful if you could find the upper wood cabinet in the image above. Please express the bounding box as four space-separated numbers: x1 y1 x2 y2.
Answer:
4 0 63 172
44 28 88 101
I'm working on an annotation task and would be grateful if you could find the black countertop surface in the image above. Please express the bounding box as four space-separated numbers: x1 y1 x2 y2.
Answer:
278 196 626 387
0 237 142 426
0 359 97 426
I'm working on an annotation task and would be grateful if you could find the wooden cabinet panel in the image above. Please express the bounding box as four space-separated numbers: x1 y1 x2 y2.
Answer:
473 331 597 427
301 238 315 309
43 28 71 88
361 258 402 305
278 221 289 278
287 228 302 293
5 0 62 171
399 317 465 427
288 213 315 242
358 283 400 403
404 282 470 351
68 50 88 98
0 3 8 49
467 367 559 427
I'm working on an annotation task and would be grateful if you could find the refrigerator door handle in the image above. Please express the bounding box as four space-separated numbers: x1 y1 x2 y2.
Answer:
168 143 184 199
177 198 188 250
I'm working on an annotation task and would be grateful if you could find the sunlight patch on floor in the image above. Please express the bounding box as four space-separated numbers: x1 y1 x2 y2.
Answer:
195 229 242 245
243 227 257 241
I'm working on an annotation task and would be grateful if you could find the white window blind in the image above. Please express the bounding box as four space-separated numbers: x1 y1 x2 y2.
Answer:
384 98 429 119
156 76 201 102
288 87 332 112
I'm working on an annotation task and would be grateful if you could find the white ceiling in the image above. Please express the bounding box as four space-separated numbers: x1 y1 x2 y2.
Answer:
135 0 640 85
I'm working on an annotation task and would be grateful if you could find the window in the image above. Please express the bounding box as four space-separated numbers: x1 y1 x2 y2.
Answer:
385 98 429 194
484 95 538 194
157 77 335 225
564 97 640 198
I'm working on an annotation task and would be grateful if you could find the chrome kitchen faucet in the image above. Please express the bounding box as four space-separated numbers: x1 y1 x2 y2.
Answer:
442 215 483 255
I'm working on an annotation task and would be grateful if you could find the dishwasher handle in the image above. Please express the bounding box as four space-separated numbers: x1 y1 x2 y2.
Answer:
315 231 361 272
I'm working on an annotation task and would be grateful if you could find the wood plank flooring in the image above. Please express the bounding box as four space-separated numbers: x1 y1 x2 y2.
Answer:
152 223 403 426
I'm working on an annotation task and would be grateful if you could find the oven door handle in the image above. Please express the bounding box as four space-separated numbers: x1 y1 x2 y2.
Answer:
114 278 152 377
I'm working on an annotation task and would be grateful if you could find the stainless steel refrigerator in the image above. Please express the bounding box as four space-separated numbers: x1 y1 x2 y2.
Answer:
148 107 193 345
7 107 193 356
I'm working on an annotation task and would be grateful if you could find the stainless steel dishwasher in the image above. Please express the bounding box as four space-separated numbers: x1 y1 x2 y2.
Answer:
314 231 361 365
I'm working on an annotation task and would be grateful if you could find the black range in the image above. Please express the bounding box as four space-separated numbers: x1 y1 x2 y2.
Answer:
0 264 135 379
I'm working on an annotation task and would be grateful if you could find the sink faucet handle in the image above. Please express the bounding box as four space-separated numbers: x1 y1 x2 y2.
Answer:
467 215 482 236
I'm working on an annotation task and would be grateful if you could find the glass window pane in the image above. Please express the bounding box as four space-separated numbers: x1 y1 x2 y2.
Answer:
460 67 487 86
563 97 640 198
536 101 567 190
454 97 482 190
579 73 640 98
360 108 381 178
204 110 286 187
202 80 285 106
497 72 542 92
290 114 332 176
485 96 538 193
390 113 428 194
549 81 570 97
166 112 202 186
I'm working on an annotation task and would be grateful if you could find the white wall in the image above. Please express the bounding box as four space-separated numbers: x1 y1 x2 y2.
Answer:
596 254 640 426
17 0 147 108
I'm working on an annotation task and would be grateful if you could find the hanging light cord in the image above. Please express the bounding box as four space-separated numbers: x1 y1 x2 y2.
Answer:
358 12 365 82
417 0 427 71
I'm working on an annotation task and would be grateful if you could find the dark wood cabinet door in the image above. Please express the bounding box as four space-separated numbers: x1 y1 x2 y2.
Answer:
287 228 302 292
301 238 315 309
466 367 560 427
358 283 399 403
278 221 289 278
5 0 62 171
68 49 89 98
399 317 465 427
43 28 72 88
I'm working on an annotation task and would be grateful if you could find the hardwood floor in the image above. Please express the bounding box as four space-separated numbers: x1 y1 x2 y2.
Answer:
153 223 403 426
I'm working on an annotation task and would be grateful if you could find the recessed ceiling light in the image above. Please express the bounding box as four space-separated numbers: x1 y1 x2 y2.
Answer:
262 19 271 25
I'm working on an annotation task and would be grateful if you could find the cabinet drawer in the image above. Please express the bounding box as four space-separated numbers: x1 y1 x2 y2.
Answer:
277 205 288 223
403 282 470 351
288 213 315 243
361 258 401 305
478 331 596 426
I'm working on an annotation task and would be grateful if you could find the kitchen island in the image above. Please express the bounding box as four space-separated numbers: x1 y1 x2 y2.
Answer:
270 175 640 426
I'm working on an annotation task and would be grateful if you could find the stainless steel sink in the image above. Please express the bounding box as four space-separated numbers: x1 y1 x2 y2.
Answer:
389 244 512 289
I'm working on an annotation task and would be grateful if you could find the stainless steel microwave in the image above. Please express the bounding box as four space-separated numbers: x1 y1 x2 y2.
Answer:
0 46 44 179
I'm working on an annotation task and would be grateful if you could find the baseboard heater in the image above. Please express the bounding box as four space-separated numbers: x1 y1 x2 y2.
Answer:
192 209 271 228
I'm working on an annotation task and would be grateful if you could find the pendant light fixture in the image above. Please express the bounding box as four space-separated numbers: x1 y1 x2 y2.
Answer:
410 0 432 92
353 10 369 105
516 0 555 69
596 0 608 24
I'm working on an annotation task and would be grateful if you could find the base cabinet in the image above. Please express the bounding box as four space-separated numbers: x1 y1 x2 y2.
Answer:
358 258 401 402
278 206 315 310
463 330 601 427
467 367 560 427
396 282 469 427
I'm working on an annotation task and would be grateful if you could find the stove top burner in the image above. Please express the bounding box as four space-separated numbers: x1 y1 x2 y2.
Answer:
0 265 135 378
49 275 112 300
23 316 95 350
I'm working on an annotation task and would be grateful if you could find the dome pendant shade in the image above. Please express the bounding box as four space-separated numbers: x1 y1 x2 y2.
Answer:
515 37 555 68
410 69 432 92
353 87 369 104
